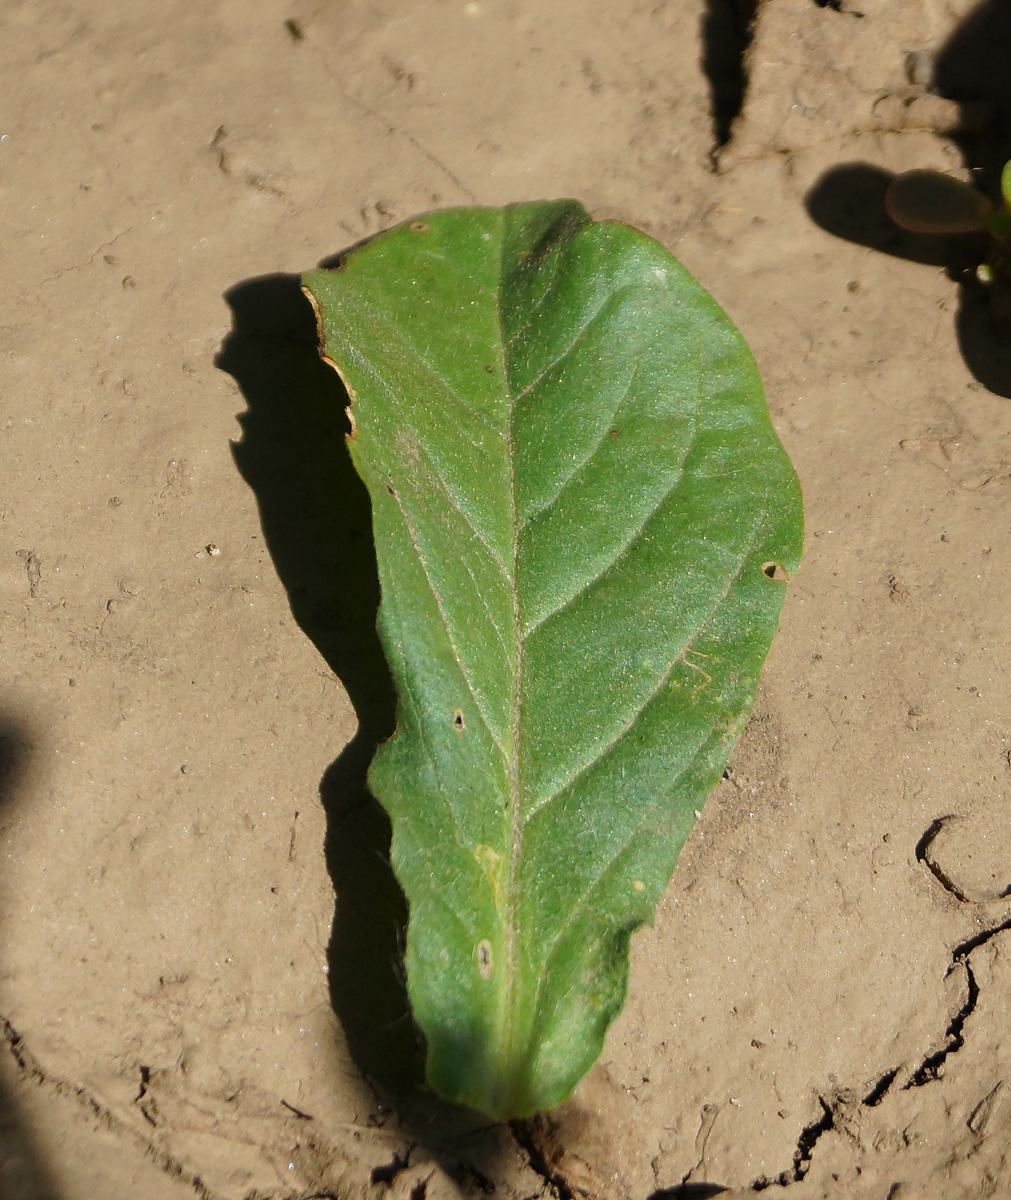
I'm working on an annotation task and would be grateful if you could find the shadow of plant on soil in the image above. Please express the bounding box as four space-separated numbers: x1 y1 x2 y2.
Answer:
701 0 759 161
805 0 1011 396
0 718 62 1200
216 274 425 1100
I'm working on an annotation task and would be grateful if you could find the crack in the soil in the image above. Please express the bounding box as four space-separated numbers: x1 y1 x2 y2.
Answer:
0 1016 315 1200
0 1015 220 1198
952 915 1011 961
680 1102 721 1191
7 820 1007 1200
510 1117 575 1200
135 1063 159 1127
914 815 971 902
903 816 1011 1090
903 960 978 1089
862 1065 900 1108
40 228 133 285
899 914 1011 1092
446 1157 497 1196
741 852 1011 1190
367 1138 500 1199
749 1097 834 1190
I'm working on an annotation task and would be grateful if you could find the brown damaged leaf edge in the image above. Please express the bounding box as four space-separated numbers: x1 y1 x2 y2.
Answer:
302 285 359 441
302 200 802 1119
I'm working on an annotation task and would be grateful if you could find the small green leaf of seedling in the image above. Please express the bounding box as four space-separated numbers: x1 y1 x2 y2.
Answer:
303 201 803 1120
884 169 993 234
988 209 1011 241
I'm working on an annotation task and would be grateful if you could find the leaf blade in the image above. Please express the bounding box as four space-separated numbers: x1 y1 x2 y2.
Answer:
303 200 802 1119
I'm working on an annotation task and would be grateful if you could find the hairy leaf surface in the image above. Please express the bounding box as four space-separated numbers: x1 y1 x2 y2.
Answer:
303 201 803 1120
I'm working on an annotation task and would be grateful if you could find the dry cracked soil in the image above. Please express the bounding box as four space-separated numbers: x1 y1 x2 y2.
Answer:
4 0 1011 1198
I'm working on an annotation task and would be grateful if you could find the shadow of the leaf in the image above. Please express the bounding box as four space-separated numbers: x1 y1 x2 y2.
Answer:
0 717 62 1199
216 274 423 1096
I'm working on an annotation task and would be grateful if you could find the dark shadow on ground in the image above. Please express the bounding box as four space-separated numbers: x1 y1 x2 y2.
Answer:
701 0 759 158
932 0 1011 197
217 274 424 1098
804 0 1011 397
0 718 62 1199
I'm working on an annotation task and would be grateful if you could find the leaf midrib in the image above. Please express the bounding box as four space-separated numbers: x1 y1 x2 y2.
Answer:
499 214 525 1072
495 217 732 1076
499 219 632 1043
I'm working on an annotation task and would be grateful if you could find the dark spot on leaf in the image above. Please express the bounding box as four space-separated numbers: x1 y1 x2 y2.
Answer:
452 709 465 732
385 483 396 495
761 561 790 581
609 428 620 438
409 220 430 233
477 939 492 978
284 17 304 41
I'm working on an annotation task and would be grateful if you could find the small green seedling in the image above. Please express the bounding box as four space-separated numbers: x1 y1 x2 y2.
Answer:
303 201 803 1120
886 162 1011 327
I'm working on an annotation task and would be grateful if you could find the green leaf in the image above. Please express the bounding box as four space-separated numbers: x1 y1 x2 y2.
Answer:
303 201 802 1120
884 168 992 234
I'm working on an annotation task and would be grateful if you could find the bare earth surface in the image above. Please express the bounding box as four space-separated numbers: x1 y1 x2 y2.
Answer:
4 1 1011 1197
